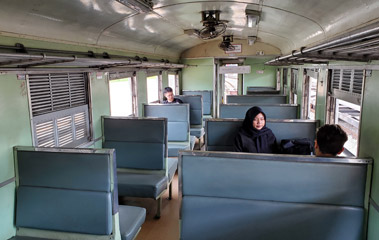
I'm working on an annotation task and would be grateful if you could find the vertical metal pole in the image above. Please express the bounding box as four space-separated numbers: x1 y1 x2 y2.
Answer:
213 59 218 118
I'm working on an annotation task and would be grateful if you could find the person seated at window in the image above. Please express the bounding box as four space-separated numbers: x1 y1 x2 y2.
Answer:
163 87 183 104
314 124 348 157
234 106 277 153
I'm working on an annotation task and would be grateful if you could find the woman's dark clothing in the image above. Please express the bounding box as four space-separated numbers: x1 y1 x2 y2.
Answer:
233 106 277 153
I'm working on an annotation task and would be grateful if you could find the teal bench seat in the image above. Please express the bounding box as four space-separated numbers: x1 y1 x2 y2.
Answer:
103 117 169 218
179 151 372 240
12 146 145 240
205 119 319 151
220 104 299 119
227 94 287 104
175 95 205 138
182 90 213 124
144 104 192 157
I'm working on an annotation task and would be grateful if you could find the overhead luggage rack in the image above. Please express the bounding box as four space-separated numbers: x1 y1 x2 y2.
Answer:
266 22 379 65
0 44 186 72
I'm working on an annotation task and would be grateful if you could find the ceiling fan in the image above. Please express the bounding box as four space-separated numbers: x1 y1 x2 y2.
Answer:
184 10 228 40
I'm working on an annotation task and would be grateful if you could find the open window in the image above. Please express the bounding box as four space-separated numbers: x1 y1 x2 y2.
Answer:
302 69 318 120
28 72 90 147
223 64 239 97
147 72 162 103
326 69 364 156
109 73 136 117
168 72 179 95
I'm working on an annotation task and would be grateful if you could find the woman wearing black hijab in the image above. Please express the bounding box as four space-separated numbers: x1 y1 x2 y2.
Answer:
234 106 277 153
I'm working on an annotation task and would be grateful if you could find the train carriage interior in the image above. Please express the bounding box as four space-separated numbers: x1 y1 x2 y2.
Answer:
1 0 379 240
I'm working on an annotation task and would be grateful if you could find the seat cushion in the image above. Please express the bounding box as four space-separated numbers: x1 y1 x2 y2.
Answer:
190 127 205 138
117 172 167 199
167 158 178 182
119 205 146 240
168 142 190 157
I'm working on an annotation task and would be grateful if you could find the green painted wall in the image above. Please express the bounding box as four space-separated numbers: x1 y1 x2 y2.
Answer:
89 73 110 148
359 70 379 240
359 70 379 202
0 183 16 240
0 74 33 239
243 58 277 94
137 71 148 117
368 205 379 239
181 58 214 91
295 67 304 117
162 71 169 91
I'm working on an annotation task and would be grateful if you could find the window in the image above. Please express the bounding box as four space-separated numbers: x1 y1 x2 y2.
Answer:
224 64 239 97
168 74 178 95
303 70 318 120
147 75 159 103
28 72 90 147
307 76 317 119
109 77 133 116
327 69 364 156
335 99 360 156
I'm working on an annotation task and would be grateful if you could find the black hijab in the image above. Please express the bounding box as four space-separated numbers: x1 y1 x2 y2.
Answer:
234 106 277 153
241 106 270 137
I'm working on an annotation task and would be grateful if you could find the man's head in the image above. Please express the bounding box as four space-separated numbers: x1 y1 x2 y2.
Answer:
315 124 348 157
164 87 174 102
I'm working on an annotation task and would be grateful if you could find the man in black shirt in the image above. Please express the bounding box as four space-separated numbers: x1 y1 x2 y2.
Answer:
163 87 183 104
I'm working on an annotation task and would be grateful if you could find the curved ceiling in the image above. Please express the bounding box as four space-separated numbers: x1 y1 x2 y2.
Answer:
0 0 378 59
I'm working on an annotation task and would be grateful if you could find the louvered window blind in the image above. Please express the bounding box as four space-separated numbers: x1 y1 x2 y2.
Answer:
331 69 364 105
28 73 90 147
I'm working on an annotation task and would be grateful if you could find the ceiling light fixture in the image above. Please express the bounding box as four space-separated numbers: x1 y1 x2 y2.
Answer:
246 9 261 27
116 0 153 13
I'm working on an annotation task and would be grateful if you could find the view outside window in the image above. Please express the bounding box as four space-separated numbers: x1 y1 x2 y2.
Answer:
224 64 238 97
109 78 133 116
335 99 360 156
147 75 159 103
307 76 317 120
168 74 176 95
